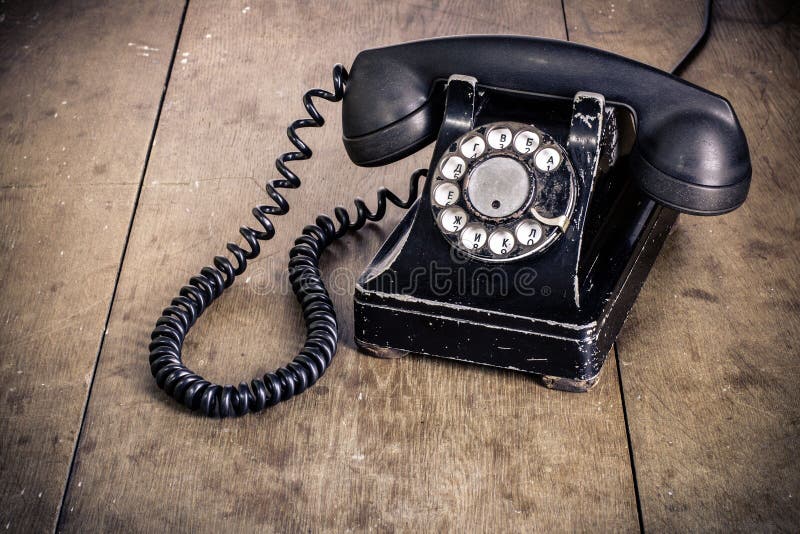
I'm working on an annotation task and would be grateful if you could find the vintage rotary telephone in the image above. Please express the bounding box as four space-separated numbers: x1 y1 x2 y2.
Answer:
148 35 751 417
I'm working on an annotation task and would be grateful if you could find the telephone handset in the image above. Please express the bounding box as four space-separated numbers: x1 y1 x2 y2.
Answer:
342 36 750 213
148 35 751 417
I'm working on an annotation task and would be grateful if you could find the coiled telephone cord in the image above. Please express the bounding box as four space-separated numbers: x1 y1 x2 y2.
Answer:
148 64 426 417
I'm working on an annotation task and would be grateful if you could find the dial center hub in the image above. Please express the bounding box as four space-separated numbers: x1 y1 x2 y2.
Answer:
466 156 531 218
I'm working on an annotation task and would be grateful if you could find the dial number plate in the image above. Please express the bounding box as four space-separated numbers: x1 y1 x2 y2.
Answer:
430 122 577 262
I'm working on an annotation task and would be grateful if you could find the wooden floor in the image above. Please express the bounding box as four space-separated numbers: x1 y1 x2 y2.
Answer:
0 0 798 531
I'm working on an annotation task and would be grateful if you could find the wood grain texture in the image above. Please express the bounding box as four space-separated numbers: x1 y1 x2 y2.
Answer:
0 1 185 532
566 0 800 530
59 1 640 531
564 0 707 70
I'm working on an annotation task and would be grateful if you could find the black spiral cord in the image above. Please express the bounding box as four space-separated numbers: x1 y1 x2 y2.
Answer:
148 64 426 417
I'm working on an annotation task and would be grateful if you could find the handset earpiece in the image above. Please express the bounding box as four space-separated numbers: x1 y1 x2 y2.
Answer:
629 106 751 214
341 35 751 214
341 60 445 167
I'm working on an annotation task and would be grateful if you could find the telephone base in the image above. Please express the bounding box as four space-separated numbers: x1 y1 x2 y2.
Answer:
351 79 684 391
353 290 609 386
353 199 677 390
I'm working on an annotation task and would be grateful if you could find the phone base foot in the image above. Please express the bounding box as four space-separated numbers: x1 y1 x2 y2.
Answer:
355 339 409 359
538 370 602 393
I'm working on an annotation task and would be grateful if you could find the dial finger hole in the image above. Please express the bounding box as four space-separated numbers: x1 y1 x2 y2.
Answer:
534 147 562 172
441 155 467 180
460 136 485 159
433 182 460 206
487 127 513 149
515 220 543 246
439 206 468 233
460 223 487 251
488 228 515 255
514 131 540 154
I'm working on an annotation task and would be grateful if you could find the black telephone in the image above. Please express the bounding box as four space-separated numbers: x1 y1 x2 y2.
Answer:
148 36 751 417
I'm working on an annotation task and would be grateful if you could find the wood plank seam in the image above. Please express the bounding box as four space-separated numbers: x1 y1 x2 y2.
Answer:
53 1 192 531
614 340 645 533
558 3 711 531
560 0 571 41
560 3 642 531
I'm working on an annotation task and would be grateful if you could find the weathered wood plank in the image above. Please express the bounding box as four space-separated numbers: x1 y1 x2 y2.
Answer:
566 0 800 530
0 1 185 532
564 0 707 71
60 1 639 531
